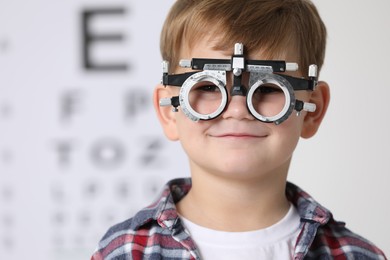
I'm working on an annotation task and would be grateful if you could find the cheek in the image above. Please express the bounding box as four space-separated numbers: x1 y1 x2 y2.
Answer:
175 111 193 129
174 112 207 140
273 113 305 146
174 116 210 160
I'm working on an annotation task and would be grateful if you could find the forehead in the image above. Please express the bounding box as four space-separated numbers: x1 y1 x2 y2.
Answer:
184 33 297 58
178 35 301 76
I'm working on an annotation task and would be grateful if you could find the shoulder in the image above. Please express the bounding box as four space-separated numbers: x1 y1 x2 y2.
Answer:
91 212 177 260
286 182 386 259
91 217 140 260
308 219 386 259
91 178 193 260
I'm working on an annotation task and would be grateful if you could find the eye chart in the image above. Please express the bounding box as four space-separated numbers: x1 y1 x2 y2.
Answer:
0 1 184 259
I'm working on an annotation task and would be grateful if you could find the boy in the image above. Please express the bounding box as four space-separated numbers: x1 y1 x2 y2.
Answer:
92 0 386 259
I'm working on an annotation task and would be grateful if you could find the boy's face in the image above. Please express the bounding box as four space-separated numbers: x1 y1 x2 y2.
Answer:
154 37 329 181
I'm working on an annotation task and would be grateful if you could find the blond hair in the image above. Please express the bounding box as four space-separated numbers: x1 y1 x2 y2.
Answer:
160 0 327 76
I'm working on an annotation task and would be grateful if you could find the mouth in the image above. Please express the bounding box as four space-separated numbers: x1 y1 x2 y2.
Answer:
210 132 268 139
207 122 270 140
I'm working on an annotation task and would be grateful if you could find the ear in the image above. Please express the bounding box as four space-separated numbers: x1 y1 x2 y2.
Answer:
301 81 331 138
153 84 180 141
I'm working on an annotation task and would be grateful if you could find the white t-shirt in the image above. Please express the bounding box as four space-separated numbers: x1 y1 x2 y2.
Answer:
180 204 301 260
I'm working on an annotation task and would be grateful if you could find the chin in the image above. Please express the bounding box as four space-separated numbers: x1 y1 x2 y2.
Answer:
217 161 268 178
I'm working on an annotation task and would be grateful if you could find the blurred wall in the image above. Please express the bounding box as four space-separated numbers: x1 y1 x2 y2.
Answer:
0 0 389 259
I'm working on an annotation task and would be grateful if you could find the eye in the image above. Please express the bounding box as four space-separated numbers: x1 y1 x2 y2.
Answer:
257 84 283 94
194 83 220 92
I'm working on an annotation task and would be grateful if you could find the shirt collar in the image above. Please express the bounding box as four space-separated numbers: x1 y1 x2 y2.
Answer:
130 178 332 230
286 182 332 225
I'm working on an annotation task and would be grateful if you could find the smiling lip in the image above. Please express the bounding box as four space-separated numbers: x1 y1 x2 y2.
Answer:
212 133 267 138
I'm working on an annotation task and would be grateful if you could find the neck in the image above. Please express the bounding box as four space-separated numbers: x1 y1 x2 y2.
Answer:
177 162 291 232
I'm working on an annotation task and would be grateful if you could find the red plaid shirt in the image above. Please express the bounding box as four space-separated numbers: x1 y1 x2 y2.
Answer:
91 178 386 260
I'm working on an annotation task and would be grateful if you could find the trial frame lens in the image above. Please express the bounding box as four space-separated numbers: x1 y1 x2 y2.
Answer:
247 73 295 124
179 70 228 121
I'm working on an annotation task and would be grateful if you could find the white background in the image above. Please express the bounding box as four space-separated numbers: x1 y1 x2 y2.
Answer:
0 0 389 259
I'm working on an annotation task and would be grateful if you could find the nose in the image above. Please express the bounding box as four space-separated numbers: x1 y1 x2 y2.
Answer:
222 95 255 120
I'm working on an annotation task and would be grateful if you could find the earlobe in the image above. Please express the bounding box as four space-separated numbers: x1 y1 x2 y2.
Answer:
301 81 331 138
153 84 180 141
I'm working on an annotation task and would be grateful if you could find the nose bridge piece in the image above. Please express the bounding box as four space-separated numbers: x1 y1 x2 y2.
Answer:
230 42 247 97
230 78 247 96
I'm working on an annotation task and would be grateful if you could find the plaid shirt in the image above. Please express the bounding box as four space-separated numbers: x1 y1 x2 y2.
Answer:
92 178 386 260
